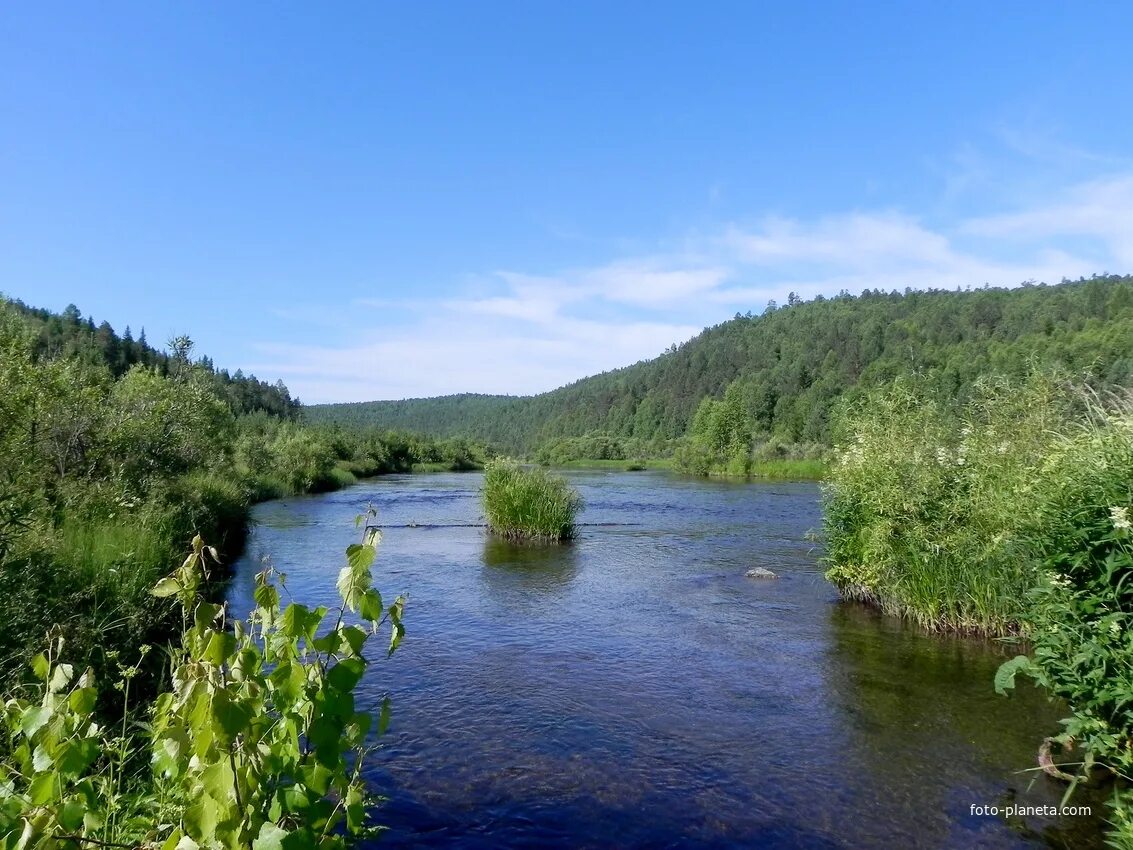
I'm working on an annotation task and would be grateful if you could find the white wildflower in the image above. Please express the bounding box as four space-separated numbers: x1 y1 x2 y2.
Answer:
960 425 972 437
1110 506 1131 532
1049 573 1072 589
996 443 1009 455
936 448 949 465
1111 620 1122 636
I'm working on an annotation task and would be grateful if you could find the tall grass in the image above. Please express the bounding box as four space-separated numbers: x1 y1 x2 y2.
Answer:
823 372 1085 634
825 372 1133 842
482 459 583 542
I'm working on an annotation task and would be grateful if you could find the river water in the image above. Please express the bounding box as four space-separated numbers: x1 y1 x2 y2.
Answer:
226 471 1103 849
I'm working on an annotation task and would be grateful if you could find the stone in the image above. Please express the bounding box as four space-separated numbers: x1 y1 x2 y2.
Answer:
745 568 778 579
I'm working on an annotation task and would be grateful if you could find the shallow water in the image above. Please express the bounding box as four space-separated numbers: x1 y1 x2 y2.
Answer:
228 471 1104 848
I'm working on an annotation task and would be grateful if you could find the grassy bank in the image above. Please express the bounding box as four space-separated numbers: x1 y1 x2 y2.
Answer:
748 458 827 479
482 459 582 541
545 457 674 471
824 372 1133 844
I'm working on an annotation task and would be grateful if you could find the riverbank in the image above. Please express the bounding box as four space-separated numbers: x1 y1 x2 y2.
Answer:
543 457 827 479
823 373 1133 846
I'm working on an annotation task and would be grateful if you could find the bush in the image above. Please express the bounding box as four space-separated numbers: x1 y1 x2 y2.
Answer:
823 372 1079 633
827 372 1133 843
0 528 406 847
482 459 582 542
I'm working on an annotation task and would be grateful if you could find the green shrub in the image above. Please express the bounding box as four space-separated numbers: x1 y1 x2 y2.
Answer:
0 526 406 847
828 372 1133 843
992 406 1133 843
482 459 582 542
823 372 1078 633
327 463 359 489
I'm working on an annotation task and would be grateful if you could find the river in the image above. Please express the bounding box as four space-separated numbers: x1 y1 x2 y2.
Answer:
226 471 1103 848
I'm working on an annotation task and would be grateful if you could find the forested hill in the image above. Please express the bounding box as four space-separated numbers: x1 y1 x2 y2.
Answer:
304 275 1133 453
6 297 299 418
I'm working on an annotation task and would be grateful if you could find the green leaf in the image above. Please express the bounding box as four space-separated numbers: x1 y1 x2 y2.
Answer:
252 822 290 850
301 762 334 796
340 625 367 657
30 653 48 681
152 577 182 597
282 604 311 639
48 662 74 693
55 738 99 778
68 686 97 716
346 543 376 573
346 783 366 832
254 582 281 613
28 771 54 805
359 588 383 623
184 794 219 842
59 799 86 832
20 705 51 737
995 655 1034 695
203 630 238 667
31 744 53 772
327 657 366 694
211 691 252 745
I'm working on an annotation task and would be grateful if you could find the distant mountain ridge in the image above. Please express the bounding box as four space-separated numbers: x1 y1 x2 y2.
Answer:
304 275 1133 453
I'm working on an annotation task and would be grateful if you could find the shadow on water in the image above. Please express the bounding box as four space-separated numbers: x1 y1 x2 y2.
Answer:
825 602 1108 849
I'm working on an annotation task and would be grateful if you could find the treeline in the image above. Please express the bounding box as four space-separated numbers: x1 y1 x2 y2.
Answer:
0 297 486 694
306 275 1133 465
9 297 302 419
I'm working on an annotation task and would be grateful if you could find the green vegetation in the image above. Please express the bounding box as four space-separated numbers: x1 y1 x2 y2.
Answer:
548 458 674 471
307 275 1133 462
482 459 583 542
824 372 1133 843
747 459 827 480
0 522 405 847
0 295 485 695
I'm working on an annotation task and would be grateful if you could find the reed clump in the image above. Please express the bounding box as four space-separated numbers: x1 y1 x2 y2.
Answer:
482 458 583 542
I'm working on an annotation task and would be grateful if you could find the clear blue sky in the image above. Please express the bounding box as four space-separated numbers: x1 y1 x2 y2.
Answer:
3 3 1132 402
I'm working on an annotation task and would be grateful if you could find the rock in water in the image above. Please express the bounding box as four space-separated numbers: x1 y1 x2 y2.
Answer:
745 568 778 579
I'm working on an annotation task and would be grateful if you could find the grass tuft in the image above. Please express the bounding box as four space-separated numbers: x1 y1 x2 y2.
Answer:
482 459 583 542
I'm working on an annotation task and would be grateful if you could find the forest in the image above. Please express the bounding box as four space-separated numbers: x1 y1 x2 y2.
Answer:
307 274 1133 474
0 297 488 693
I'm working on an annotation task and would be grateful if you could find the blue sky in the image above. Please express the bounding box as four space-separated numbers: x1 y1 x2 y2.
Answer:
3 3 1132 402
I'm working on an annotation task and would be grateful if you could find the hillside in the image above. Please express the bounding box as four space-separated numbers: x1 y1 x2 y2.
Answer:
304 275 1133 454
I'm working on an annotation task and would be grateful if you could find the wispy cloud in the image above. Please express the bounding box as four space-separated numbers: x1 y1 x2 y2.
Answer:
254 170 1133 403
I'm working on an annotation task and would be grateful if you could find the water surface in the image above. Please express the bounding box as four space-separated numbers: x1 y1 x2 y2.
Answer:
228 472 1102 848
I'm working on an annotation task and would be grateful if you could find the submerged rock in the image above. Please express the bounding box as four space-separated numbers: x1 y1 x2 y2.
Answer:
745 567 778 579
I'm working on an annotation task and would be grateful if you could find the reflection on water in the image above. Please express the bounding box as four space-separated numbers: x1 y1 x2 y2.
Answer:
227 472 1105 848
480 537 581 600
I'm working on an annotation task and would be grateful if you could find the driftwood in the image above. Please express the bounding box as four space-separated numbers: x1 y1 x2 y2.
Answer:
1038 737 1077 783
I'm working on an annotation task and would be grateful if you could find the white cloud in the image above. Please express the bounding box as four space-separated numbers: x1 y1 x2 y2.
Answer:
961 173 1133 267
255 170 1133 403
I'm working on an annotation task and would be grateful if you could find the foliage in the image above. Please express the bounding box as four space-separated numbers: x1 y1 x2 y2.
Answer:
307 275 1133 454
990 413 1133 847
6 297 301 419
822 371 1088 633
0 523 405 848
828 368 1133 843
0 295 488 694
482 459 583 542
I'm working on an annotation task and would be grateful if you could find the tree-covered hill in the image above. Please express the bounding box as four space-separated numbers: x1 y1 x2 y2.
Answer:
7 297 301 419
305 275 1133 454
